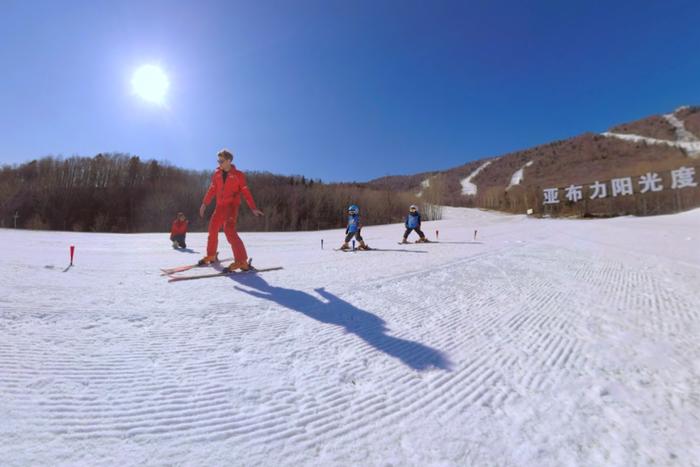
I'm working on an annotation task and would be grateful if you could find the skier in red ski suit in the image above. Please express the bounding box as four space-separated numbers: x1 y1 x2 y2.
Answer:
198 149 264 271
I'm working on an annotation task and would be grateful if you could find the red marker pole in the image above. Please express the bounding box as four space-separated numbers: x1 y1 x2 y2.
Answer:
70 245 75 266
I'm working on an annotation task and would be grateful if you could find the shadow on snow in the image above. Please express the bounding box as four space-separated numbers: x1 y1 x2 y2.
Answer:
228 273 452 372
172 247 199 254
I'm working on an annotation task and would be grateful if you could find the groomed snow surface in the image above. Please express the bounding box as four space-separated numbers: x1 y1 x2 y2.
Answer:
2 207 700 466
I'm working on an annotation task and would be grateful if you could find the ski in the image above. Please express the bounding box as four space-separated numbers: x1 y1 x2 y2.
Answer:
398 240 436 245
168 266 283 282
160 257 233 275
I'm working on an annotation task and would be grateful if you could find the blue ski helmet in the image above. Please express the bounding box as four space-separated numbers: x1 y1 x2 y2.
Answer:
348 204 359 214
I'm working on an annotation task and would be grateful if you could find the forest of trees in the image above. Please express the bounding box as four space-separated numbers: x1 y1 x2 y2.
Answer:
0 154 439 233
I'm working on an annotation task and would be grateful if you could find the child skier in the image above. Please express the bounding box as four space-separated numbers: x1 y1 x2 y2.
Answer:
340 204 370 250
170 212 188 249
400 204 430 243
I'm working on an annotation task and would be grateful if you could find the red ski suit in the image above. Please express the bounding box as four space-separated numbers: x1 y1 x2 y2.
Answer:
202 166 258 262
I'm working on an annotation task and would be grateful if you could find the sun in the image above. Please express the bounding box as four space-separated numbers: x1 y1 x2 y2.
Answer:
131 65 169 105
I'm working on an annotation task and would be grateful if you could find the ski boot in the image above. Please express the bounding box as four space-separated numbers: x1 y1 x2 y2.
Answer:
399 238 410 244
223 259 251 273
416 237 430 243
358 241 371 250
339 242 350 250
197 253 218 266
172 240 179 249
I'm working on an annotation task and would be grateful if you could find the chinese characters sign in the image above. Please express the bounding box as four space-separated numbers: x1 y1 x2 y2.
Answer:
543 166 698 205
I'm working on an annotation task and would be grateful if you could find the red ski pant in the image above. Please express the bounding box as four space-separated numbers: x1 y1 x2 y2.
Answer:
206 204 247 262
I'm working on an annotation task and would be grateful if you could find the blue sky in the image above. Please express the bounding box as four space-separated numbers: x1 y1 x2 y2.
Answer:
1 0 699 182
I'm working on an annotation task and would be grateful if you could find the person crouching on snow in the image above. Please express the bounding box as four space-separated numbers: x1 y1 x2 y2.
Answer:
170 212 188 249
400 204 430 243
340 204 369 250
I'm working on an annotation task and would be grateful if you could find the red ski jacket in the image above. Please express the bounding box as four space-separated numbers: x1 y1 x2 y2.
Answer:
170 219 188 236
203 166 258 210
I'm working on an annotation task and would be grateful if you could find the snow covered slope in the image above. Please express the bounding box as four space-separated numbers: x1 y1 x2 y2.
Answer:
2 208 699 466
602 131 700 158
664 111 699 142
416 177 431 197
507 160 534 190
460 160 493 195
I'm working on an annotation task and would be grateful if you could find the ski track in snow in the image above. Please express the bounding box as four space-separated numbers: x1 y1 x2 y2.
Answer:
416 178 430 197
506 161 534 190
460 160 493 195
1 207 700 466
602 131 700 158
664 110 699 143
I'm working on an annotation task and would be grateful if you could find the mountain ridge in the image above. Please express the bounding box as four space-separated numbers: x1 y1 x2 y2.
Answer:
367 106 700 216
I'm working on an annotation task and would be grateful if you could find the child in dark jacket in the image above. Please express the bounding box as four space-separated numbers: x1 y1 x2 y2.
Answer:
400 205 429 243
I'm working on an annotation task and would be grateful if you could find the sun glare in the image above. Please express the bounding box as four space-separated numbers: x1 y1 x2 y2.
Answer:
131 65 169 105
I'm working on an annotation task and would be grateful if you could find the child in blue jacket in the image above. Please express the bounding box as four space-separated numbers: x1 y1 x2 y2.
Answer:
340 204 370 250
400 205 429 243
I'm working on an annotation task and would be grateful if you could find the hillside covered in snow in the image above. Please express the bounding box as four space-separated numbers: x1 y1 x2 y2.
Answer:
368 106 700 217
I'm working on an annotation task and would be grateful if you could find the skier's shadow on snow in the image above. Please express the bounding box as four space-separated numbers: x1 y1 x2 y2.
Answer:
229 274 452 371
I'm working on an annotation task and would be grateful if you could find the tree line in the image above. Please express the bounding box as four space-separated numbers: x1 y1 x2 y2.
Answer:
0 154 437 232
